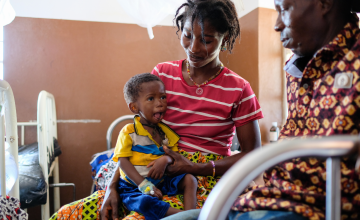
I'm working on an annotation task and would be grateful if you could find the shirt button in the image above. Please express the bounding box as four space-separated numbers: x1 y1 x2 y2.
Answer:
303 84 309 89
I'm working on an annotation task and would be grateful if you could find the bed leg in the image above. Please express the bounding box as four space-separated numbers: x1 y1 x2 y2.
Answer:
53 157 60 211
41 188 50 220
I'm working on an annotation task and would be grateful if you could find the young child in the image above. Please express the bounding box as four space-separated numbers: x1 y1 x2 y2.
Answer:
112 73 198 220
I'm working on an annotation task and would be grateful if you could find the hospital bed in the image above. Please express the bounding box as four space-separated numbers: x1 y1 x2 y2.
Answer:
17 90 61 220
199 135 360 220
0 86 66 220
0 80 20 200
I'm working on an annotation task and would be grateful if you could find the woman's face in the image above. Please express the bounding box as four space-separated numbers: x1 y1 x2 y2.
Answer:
181 18 224 68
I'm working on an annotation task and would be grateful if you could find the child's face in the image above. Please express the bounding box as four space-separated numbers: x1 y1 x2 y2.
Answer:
132 81 167 125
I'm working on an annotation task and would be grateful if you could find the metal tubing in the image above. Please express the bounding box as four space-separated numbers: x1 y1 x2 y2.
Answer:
199 136 360 220
0 80 19 199
0 115 5 198
326 158 341 220
106 115 134 150
21 126 24 146
50 183 76 202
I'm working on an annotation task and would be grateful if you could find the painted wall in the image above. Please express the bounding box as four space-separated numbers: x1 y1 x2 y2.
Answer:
4 17 185 218
5 3 282 219
220 7 283 144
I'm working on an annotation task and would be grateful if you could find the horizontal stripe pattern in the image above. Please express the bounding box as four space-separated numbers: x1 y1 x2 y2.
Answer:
152 60 263 156
159 72 182 80
167 106 227 120
233 108 262 121
166 90 234 107
131 144 165 156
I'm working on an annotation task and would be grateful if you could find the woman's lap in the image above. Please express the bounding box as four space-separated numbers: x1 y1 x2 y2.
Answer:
50 150 224 220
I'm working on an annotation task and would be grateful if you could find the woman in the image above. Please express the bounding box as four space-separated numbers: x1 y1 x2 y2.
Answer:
51 0 263 219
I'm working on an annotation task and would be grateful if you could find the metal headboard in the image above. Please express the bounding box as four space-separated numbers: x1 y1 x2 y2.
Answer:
199 135 360 220
0 80 19 199
106 115 134 150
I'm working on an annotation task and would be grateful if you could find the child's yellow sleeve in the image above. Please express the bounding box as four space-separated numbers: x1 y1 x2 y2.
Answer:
169 143 178 152
113 127 133 162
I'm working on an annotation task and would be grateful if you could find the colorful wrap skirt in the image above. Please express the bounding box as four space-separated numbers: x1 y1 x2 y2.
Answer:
50 150 225 220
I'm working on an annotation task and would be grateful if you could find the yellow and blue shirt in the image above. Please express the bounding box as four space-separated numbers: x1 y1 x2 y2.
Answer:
113 116 179 185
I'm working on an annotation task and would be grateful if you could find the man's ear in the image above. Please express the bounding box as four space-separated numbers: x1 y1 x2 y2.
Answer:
318 0 333 15
129 103 139 114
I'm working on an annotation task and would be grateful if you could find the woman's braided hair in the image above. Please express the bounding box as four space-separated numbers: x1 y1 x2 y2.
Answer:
174 0 240 53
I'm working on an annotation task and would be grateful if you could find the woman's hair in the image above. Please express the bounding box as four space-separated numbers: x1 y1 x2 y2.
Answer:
123 73 163 105
174 0 240 53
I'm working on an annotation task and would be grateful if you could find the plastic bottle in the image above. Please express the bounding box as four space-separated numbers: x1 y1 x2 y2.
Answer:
269 122 279 143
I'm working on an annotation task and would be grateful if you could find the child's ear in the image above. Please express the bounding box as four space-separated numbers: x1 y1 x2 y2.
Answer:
129 103 139 114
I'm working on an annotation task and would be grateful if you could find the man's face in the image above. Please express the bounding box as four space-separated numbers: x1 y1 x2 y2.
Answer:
274 0 324 56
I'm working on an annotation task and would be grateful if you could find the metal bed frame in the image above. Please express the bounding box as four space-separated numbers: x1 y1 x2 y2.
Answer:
105 115 241 151
17 91 61 220
199 135 360 220
106 115 134 150
0 80 19 199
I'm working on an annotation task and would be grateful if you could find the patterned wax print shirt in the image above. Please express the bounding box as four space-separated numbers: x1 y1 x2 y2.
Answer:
232 15 360 220
112 116 180 185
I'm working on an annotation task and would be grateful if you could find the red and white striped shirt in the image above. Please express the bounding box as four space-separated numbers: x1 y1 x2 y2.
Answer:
152 60 263 156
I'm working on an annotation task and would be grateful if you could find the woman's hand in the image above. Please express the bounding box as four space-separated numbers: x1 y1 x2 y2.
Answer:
162 146 195 176
147 155 173 179
100 186 120 220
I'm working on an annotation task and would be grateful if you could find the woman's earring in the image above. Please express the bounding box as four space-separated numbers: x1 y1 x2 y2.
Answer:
221 43 227 52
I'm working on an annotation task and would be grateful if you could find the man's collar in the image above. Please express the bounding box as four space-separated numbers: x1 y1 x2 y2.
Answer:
284 54 311 78
133 115 180 146
285 15 360 78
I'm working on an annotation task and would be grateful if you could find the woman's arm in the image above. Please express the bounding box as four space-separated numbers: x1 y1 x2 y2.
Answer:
100 161 121 220
165 120 261 176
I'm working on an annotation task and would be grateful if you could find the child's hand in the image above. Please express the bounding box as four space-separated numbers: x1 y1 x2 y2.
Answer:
147 156 173 180
149 186 163 200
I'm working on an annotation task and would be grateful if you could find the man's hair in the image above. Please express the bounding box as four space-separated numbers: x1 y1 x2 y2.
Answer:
174 0 240 53
123 73 163 105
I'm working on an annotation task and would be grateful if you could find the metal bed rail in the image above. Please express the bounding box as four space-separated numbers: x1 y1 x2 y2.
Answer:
199 135 360 220
0 80 19 199
106 115 134 150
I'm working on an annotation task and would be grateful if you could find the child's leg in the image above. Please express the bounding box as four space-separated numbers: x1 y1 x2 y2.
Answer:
178 174 198 210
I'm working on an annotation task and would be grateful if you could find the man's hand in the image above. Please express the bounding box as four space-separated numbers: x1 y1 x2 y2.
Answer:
147 155 173 179
100 187 120 220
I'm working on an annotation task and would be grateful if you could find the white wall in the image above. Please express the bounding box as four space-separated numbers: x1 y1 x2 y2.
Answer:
238 0 275 18
10 0 275 25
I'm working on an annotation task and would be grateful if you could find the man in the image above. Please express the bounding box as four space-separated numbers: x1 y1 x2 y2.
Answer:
162 0 360 219
230 0 360 219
